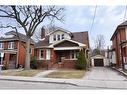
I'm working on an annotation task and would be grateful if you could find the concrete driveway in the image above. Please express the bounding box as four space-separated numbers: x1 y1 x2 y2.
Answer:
83 67 127 81
76 67 127 89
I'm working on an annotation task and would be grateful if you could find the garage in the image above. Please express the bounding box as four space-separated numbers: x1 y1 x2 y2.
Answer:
94 59 104 66
91 55 108 67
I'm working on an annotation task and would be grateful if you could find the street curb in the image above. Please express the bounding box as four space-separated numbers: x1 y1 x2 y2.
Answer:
110 67 127 77
0 76 78 86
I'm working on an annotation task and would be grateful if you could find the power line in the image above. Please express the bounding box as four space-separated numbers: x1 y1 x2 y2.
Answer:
89 5 97 34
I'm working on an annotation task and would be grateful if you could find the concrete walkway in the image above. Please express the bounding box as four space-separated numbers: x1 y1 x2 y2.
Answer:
0 67 127 89
34 70 57 78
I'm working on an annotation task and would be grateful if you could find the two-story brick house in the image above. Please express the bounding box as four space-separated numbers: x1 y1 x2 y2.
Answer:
110 20 127 69
0 31 34 69
35 27 90 69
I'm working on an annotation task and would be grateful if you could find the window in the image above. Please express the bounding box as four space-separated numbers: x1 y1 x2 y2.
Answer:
61 34 64 39
57 35 60 41
0 43 4 49
70 51 77 59
39 49 44 59
8 42 14 49
53 35 56 41
29 48 32 54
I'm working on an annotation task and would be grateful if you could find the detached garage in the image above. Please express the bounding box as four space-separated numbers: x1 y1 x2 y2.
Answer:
91 55 108 67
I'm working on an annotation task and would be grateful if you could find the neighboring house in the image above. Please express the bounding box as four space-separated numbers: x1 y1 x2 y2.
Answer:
110 20 127 69
35 27 90 69
0 31 34 69
107 46 116 67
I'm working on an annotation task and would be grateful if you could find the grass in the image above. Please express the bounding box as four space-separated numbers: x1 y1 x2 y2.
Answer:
0 69 43 77
45 69 85 79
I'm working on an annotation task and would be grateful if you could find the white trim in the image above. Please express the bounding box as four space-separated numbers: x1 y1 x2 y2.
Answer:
46 49 50 60
8 42 14 49
0 43 4 50
54 47 81 50
0 50 17 54
70 50 77 59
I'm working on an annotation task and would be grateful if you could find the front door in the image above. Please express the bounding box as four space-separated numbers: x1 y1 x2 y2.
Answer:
9 54 16 69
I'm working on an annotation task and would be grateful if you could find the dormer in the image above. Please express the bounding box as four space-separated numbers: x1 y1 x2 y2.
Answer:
49 28 72 44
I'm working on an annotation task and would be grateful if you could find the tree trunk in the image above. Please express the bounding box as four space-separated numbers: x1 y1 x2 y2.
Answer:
25 37 31 69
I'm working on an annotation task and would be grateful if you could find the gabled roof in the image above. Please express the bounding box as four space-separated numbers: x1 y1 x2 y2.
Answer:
71 31 89 48
110 20 127 40
0 31 35 44
48 27 73 36
35 29 89 48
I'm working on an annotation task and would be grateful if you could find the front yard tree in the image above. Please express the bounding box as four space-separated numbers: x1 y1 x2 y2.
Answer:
0 6 64 69
75 50 87 70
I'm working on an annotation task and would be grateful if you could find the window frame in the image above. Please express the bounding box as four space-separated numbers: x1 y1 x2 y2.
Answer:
0 43 4 49
57 34 60 41
70 50 77 59
53 35 56 41
8 42 14 49
61 34 64 39
39 49 44 60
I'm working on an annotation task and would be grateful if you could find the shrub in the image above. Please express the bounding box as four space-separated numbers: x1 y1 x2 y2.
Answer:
30 56 37 69
75 50 87 70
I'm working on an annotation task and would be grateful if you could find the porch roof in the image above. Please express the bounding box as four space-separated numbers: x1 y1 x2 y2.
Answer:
49 39 86 48
54 47 82 50
0 49 17 54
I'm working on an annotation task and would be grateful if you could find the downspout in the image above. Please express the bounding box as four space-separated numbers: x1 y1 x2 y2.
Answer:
16 41 19 68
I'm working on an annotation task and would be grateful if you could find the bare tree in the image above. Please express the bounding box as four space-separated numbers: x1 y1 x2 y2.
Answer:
94 34 105 50
0 5 65 69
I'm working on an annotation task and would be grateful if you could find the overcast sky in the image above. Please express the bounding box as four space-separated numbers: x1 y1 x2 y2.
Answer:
0 6 126 49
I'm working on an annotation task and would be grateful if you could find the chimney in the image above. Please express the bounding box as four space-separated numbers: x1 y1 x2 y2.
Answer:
41 27 45 39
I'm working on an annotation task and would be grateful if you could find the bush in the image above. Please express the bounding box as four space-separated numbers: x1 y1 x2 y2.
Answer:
30 56 37 69
75 50 87 70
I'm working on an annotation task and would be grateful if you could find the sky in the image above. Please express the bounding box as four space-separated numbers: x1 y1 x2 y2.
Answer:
0 6 126 49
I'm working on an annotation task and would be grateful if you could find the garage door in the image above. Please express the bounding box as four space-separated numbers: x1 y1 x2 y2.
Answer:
94 59 104 66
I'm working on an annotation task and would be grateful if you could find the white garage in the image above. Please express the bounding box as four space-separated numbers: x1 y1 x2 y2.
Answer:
91 55 108 67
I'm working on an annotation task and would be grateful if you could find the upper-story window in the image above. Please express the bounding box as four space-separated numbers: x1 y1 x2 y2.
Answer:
61 34 64 39
53 35 56 41
0 43 4 49
57 35 60 41
8 42 14 49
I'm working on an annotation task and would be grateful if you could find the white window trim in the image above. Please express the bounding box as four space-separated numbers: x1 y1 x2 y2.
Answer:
39 49 44 60
0 43 4 49
8 42 14 49
46 49 51 60
70 51 77 59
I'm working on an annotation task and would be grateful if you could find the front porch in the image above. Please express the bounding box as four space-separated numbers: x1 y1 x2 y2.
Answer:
0 50 18 69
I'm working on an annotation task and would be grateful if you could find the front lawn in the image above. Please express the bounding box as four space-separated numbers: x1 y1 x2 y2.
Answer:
0 69 43 77
45 69 85 79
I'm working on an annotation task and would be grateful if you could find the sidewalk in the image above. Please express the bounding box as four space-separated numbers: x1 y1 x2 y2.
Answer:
0 75 79 86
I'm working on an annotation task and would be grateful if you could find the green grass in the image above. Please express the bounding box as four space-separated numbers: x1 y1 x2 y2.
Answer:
0 70 43 77
45 69 85 79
